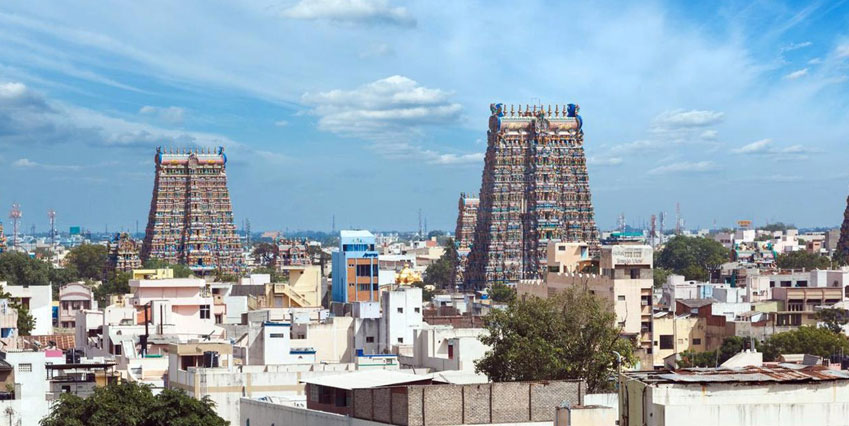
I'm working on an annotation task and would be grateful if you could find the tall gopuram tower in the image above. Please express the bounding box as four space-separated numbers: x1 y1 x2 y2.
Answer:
464 103 599 289
141 147 242 274
0 221 6 253
454 193 479 288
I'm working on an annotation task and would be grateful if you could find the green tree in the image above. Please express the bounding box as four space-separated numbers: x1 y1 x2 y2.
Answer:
489 282 515 303
412 282 435 302
15 303 35 336
817 308 849 333
94 272 132 307
424 238 459 290
40 381 227 426
676 336 761 368
653 267 672 289
475 289 635 392
65 244 108 281
655 236 729 281
762 326 849 361
0 251 51 286
775 250 832 270
758 222 794 232
250 266 283 283
677 349 717 368
142 259 193 278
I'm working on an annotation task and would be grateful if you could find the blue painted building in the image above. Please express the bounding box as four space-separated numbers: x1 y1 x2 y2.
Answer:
331 230 380 303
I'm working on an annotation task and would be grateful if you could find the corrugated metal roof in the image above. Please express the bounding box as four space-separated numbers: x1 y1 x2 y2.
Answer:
627 365 849 384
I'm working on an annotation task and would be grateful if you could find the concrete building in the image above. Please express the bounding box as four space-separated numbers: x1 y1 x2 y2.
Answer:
620 365 849 426
651 312 705 368
518 244 654 354
332 231 380 303
1 281 52 336
0 350 52 426
379 286 422 349
129 276 217 337
58 282 96 329
401 325 489 372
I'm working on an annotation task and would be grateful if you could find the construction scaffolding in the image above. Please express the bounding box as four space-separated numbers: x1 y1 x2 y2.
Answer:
106 232 143 274
141 147 242 274
463 103 599 289
453 192 479 288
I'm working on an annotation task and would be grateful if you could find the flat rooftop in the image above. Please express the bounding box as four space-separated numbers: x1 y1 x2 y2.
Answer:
300 369 430 390
625 364 849 385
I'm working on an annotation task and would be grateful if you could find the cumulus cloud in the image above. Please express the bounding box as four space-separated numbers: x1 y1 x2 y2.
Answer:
139 105 185 124
282 0 415 27
732 138 813 158
784 68 808 80
652 109 725 129
302 75 477 165
12 158 82 171
648 161 717 175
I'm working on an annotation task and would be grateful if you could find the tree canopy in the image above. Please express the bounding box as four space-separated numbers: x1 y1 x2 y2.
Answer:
762 326 849 361
0 251 51 286
655 236 729 281
475 289 635 392
424 238 458 290
251 242 277 267
775 250 832 270
65 244 108 281
40 381 228 426
489 282 515 303
677 336 760 368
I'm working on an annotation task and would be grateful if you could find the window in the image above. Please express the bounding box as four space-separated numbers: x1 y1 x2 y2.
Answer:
356 264 377 277
318 386 332 404
18 363 32 373
414 307 420 313
630 268 640 279
200 305 211 319
693 338 702 345
335 389 348 407
397 337 403 343
797 280 808 287
617 295 626 301
558 246 566 251
397 307 404 313
365 336 375 343
659 335 674 350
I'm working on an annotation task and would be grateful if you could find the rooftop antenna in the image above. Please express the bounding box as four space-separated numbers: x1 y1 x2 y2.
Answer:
331 214 336 234
617 213 626 233
418 208 423 238
9 203 21 248
659 211 666 240
245 218 251 247
675 202 682 235
650 214 657 249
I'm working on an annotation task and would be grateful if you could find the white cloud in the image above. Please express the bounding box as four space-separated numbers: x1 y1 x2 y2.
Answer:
837 44 849 58
139 105 185 124
588 156 624 166
652 109 725 129
282 0 415 27
808 57 822 65
784 68 808 80
648 161 717 175
699 129 718 140
274 120 289 127
732 138 813 158
12 158 82 171
780 41 812 53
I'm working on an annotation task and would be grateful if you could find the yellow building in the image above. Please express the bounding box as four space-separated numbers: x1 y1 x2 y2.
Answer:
132 268 175 280
651 312 706 368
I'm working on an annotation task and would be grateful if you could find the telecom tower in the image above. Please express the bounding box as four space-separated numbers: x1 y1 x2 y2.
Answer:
650 214 657 249
675 202 682 235
617 212 626 233
48 209 56 247
9 204 21 248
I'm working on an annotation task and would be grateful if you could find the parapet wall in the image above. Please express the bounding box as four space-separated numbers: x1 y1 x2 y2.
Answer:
352 380 585 425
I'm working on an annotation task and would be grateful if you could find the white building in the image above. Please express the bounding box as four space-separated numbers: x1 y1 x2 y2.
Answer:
620 365 849 426
401 325 489 372
1 282 53 336
380 286 423 350
0 350 53 426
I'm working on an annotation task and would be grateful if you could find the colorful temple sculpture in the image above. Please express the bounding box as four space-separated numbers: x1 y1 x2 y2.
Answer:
463 103 599 289
454 193 479 289
106 232 142 274
141 147 242 274
837 192 849 262
275 238 312 269
0 221 6 253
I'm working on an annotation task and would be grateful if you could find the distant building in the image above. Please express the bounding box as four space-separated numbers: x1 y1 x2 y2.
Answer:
58 282 96 329
106 232 142 274
464 103 599 289
1 281 52 336
275 238 312 268
141 147 242 274
331 230 379 303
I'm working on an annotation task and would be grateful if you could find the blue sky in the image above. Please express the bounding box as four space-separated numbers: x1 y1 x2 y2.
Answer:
1 0 849 234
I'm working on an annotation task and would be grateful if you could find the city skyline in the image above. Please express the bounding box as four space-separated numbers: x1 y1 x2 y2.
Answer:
1 1 849 232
